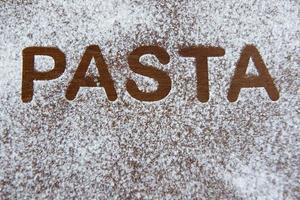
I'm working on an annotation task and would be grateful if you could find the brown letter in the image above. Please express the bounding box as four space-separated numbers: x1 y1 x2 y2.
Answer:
179 46 225 102
126 45 171 101
22 47 66 102
227 45 279 102
66 45 117 101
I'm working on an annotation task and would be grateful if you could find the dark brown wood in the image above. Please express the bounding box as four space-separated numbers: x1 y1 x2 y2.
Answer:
22 47 66 102
179 46 225 102
227 45 279 102
126 45 171 101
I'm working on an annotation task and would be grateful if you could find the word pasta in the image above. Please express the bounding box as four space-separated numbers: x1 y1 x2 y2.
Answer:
22 45 279 103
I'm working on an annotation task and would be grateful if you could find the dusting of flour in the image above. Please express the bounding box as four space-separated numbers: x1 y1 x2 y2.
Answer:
0 0 299 199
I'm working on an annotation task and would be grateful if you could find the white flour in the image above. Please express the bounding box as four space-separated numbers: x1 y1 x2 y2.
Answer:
0 0 299 199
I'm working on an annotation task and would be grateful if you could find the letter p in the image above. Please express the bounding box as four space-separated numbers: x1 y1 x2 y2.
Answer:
22 47 66 102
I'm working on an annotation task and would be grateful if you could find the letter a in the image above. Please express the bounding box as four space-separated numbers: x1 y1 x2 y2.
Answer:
66 45 117 101
227 45 279 102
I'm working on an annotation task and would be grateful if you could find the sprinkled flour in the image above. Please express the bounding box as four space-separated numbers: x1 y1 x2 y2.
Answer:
0 0 299 199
